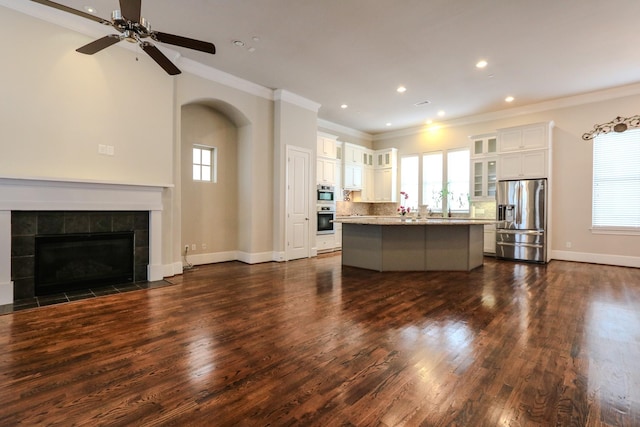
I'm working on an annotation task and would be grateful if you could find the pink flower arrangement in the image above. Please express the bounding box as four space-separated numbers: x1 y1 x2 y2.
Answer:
397 191 411 216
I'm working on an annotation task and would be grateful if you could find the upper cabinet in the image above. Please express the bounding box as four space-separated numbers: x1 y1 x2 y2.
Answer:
498 122 550 152
344 143 364 165
317 158 336 185
376 148 397 168
470 134 497 200
317 133 337 159
497 122 553 180
472 134 497 157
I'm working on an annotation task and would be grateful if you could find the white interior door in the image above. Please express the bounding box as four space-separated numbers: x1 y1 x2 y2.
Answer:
286 146 311 260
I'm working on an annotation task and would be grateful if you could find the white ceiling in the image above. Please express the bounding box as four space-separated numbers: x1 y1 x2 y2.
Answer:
19 0 640 134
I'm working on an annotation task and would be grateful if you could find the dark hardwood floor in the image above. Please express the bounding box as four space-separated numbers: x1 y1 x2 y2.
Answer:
1 254 639 426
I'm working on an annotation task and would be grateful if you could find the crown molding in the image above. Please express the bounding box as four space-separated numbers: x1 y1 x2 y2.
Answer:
274 89 321 112
374 81 640 141
179 58 274 100
317 119 373 141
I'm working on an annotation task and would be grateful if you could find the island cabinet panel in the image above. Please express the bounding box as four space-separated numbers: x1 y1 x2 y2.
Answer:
339 221 487 272
341 224 383 271
381 226 426 271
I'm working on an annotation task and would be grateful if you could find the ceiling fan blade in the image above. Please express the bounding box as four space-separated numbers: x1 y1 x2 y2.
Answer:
76 35 122 55
153 32 216 54
120 0 142 23
141 42 181 75
31 0 110 25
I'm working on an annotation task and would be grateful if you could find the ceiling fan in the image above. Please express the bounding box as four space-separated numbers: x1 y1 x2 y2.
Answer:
31 0 216 75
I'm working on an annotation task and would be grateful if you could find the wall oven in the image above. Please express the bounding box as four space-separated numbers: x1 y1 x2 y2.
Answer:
317 184 335 204
317 205 335 235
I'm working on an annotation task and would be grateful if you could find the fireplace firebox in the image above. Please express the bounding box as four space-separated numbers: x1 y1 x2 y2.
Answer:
35 232 135 296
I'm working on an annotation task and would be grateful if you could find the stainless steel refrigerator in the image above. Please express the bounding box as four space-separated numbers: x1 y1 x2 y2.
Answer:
496 178 547 263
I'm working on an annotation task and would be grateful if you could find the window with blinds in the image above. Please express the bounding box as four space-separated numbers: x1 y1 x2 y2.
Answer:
592 128 640 232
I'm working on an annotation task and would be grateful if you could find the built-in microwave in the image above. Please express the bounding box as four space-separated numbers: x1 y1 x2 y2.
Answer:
317 184 335 203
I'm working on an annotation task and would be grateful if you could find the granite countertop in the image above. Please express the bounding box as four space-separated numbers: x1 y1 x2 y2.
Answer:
334 216 496 225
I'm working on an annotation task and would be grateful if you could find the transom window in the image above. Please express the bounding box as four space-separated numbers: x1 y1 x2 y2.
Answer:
592 128 640 232
193 146 216 182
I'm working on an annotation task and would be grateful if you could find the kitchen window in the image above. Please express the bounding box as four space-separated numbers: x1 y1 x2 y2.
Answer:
592 128 640 233
193 146 217 182
400 148 470 213
400 155 419 210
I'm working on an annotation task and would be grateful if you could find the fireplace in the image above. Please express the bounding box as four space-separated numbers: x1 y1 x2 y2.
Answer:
11 211 150 300
35 231 135 296
0 177 167 305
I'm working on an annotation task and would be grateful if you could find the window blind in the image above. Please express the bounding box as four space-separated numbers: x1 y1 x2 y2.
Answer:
592 128 640 230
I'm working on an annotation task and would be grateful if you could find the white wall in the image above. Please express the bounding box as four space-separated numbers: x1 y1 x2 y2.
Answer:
0 6 174 185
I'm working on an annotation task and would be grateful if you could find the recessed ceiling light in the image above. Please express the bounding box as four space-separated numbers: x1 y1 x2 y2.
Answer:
248 47 256 53
386 123 392 127
437 110 446 117
426 119 433 125
341 104 348 109
476 60 488 69
397 86 407 93
232 40 245 47
252 36 260 42
83 5 97 14
505 96 515 103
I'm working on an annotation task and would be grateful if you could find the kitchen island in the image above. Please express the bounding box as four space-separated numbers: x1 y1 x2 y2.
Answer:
334 217 495 272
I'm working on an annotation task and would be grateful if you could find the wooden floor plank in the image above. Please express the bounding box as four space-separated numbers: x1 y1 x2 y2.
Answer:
1 254 640 425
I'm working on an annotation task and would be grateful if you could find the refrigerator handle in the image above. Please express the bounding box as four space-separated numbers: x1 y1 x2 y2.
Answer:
516 182 522 225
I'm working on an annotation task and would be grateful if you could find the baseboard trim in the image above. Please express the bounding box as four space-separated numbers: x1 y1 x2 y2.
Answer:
551 250 640 268
0 280 13 305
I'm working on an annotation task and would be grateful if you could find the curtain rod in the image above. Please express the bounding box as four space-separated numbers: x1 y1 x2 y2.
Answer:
582 115 640 140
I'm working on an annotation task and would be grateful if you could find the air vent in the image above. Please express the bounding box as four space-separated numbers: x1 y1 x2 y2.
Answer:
414 100 432 107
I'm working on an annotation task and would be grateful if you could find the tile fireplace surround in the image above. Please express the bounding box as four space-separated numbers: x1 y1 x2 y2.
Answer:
0 177 168 305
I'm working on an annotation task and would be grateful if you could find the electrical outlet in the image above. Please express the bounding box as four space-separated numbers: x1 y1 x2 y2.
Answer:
202 243 207 250
566 241 572 248
191 244 196 251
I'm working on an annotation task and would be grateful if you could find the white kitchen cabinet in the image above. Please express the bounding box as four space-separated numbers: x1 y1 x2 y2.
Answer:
334 223 342 249
344 163 363 189
471 134 497 157
374 168 397 202
363 150 374 167
471 157 497 199
483 224 496 254
317 158 336 185
317 134 337 158
376 148 397 168
361 166 375 201
344 143 364 165
316 234 335 253
498 122 550 152
498 149 547 180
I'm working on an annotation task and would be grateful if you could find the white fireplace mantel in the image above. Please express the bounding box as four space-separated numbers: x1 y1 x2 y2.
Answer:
0 176 172 305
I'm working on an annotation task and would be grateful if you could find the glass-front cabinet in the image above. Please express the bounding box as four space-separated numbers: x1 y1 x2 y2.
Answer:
473 135 497 156
472 158 497 198
470 133 497 200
